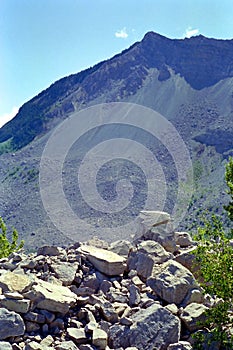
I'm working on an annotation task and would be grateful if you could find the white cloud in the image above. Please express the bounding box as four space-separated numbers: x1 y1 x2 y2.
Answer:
0 106 19 128
115 27 128 39
184 27 199 38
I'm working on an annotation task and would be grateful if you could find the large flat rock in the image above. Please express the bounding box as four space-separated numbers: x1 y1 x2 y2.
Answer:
78 245 126 276
0 271 33 293
27 279 77 314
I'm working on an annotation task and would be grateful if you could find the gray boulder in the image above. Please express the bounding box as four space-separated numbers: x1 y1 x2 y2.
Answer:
0 342 13 350
0 307 25 339
147 260 200 305
128 304 181 349
108 303 180 350
127 240 171 281
180 302 208 331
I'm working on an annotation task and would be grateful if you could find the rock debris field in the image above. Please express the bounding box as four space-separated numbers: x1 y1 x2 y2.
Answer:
0 211 216 350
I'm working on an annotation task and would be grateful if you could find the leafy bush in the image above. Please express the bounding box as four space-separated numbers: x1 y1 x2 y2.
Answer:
0 217 24 258
224 156 233 222
192 157 233 349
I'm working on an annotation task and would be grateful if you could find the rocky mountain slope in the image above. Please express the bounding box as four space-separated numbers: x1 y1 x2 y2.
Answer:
0 211 224 350
0 32 233 249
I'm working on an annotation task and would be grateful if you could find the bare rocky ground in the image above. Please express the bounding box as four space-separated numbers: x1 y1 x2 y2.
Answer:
0 211 228 350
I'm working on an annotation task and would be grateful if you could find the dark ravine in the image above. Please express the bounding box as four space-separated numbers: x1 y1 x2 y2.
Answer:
0 31 233 248
0 211 224 350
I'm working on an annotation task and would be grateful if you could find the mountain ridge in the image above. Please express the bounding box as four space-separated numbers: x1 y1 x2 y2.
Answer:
1 31 233 150
0 31 233 249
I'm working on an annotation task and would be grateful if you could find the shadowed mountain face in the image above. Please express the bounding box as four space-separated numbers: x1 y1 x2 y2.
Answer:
0 32 233 249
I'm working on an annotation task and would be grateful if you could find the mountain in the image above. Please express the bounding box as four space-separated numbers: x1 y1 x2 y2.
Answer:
0 32 233 250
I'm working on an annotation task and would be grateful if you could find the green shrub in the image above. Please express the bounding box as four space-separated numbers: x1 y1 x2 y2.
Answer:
224 156 233 222
193 215 233 348
192 157 233 348
0 217 24 258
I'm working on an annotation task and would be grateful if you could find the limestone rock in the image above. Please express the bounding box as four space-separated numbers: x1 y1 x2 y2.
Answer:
108 240 132 257
55 341 79 350
50 262 79 286
136 211 171 238
180 302 208 331
99 303 119 323
167 341 192 349
174 232 194 247
129 284 140 306
25 342 43 350
0 296 30 313
28 279 77 314
147 228 177 253
78 245 126 276
134 211 177 250
108 324 130 349
127 241 171 281
147 260 200 305
129 303 180 349
37 246 63 256
174 247 199 275
67 328 87 344
0 271 33 293
0 307 25 339
109 303 180 349
0 342 13 350
92 328 108 349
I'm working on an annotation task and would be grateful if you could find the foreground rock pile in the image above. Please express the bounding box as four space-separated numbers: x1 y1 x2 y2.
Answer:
0 211 213 349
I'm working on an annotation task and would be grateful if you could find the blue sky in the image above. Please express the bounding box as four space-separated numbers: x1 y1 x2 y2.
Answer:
1 0 233 127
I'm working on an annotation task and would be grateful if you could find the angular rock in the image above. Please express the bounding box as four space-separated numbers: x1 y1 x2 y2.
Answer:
108 303 180 349
134 210 176 253
129 304 180 349
129 284 140 306
108 324 130 349
174 247 199 275
136 211 171 237
108 240 132 257
92 328 108 349
0 342 13 350
181 288 204 307
0 271 32 293
25 321 41 333
37 246 63 256
25 342 43 350
67 328 87 344
4 292 24 300
78 245 126 276
99 303 118 323
24 311 46 323
28 279 77 314
127 241 171 281
50 262 79 286
147 260 200 305
87 237 109 249
39 309 55 323
174 232 194 247
55 341 79 350
180 302 208 331
0 296 30 313
40 335 54 347
147 228 177 253
167 341 192 350
0 308 25 339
